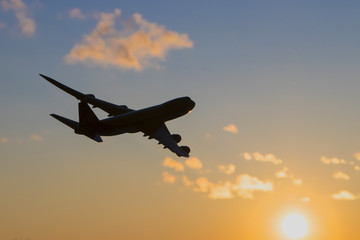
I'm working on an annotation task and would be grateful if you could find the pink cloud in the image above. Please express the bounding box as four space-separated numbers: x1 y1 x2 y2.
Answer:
65 9 193 70
69 8 85 19
223 124 238 134
1 0 36 36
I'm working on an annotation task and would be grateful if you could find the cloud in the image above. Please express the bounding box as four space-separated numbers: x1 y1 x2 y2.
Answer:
69 8 85 19
354 165 360 171
243 152 282 165
331 190 358 200
218 164 236 175
162 157 184 172
209 181 234 199
275 167 288 178
162 171 175 184
223 124 238 134
182 175 193 187
204 133 212 139
292 178 302 186
65 9 193 70
320 156 346 165
354 153 360 161
195 177 233 199
0 21 6 28
185 157 203 169
195 177 209 192
232 174 274 199
333 171 350 180
274 167 302 186
243 152 252 161
1 0 36 36
0 137 9 143
29 134 43 142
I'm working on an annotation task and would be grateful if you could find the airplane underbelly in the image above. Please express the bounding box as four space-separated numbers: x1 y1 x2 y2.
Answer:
96 123 140 136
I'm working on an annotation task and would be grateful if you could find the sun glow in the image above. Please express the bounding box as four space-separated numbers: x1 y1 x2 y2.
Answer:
281 213 309 239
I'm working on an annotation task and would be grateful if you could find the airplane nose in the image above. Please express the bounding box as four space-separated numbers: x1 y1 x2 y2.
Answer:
187 97 195 110
191 99 195 109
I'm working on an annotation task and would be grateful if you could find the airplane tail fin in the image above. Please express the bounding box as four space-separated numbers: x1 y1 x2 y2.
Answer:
78 101 99 125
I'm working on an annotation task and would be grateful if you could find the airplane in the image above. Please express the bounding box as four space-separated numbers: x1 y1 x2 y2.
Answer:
40 74 195 158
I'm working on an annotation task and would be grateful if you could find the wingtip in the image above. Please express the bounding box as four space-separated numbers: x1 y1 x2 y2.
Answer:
39 74 51 81
40 73 51 79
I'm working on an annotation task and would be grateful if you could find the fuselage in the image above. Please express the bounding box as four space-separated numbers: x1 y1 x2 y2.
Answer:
86 97 195 136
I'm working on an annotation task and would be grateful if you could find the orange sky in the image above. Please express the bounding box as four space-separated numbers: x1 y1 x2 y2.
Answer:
2 1 360 239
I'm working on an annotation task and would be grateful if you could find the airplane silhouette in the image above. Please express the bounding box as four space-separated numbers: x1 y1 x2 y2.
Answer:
40 74 195 157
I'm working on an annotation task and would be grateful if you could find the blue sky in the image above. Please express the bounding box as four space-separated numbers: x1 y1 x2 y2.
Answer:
2 1 360 239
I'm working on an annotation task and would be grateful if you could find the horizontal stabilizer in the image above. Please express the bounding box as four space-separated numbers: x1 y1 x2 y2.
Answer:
50 114 79 130
50 114 102 143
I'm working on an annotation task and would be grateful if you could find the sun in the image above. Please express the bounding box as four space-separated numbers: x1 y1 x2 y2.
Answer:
281 213 309 239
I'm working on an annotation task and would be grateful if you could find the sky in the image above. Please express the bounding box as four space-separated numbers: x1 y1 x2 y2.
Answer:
1 0 360 239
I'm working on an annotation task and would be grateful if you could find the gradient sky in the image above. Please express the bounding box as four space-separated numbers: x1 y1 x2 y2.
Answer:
2 1 360 239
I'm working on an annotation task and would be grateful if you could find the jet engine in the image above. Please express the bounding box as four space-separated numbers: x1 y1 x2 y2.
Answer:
180 146 191 154
172 134 182 143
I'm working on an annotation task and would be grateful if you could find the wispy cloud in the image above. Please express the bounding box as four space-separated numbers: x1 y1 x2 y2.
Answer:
275 167 288 178
0 137 9 143
162 157 184 172
195 177 234 199
182 175 193 187
243 152 282 165
320 156 346 165
185 157 203 169
274 167 302 186
292 178 302 186
1 134 44 143
218 164 236 175
331 190 358 200
222 124 238 134
162 171 175 184
0 21 6 28
194 174 273 200
69 8 85 19
29 134 43 142
1 0 36 36
354 153 360 161
233 174 274 199
204 133 213 139
333 171 350 180
243 152 252 161
65 8 193 70
195 177 209 192
209 181 234 199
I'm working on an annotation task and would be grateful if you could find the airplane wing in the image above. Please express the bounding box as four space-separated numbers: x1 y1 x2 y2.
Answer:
40 74 133 116
143 124 190 158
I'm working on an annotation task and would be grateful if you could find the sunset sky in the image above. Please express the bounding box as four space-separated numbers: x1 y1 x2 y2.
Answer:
2 1 360 239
